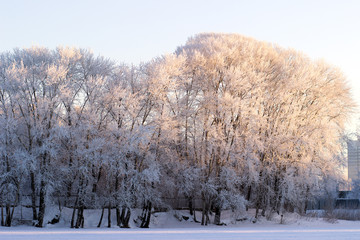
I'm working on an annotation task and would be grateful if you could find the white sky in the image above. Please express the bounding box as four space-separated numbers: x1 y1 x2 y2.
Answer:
1 0 359 130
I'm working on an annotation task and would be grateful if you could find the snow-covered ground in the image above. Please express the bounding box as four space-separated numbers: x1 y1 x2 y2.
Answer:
2 226 360 240
2 208 360 239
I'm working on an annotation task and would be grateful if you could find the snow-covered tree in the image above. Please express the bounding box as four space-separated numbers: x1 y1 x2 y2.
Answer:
0 34 354 227
154 33 354 222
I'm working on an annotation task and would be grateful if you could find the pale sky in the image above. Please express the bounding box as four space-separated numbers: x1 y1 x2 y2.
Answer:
1 0 359 130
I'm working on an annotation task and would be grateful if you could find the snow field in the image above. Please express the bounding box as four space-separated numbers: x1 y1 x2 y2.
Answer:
2 227 360 240
3 208 360 240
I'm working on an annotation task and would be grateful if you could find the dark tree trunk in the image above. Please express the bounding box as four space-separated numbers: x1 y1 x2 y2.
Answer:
255 193 263 219
1 204 4 226
122 207 131 228
140 201 151 228
144 202 152 228
188 196 193 215
246 186 252 211
201 198 210 226
214 205 221 225
303 186 310 214
70 207 76 228
65 150 74 207
36 179 46 227
65 181 73 207
201 202 205 225
10 205 15 224
97 207 105 228
119 206 131 228
75 206 84 228
115 171 121 227
107 205 111 228
3 205 15 227
5 205 11 227
188 196 199 222
36 149 49 228
74 176 85 228
30 171 37 221
70 195 79 228
116 207 121 227
80 209 85 228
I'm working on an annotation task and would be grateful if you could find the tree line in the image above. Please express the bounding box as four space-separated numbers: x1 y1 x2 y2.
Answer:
0 33 354 227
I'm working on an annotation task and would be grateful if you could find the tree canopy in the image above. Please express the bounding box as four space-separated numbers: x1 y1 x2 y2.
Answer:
0 33 355 227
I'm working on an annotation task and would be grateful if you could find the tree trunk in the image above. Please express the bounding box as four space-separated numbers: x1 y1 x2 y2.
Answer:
255 193 263 219
246 186 252 211
123 207 131 228
201 200 205 225
75 206 84 228
201 210 205 225
116 207 121 227
144 202 152 228
97 208 105 227
30 171 37 221
36 179 46 227
120 206 131 228
65 181 73 207
255 204 259 219
1 204 4 226
71 207 76 228
303 186 310 214
214 205 221 225
5 205 11 227
107 205 111 228
201 198 210 226
188 196 193 216
140 201 151 228
70 195 79 228
206 211 210 225
10 205 15 223
36 150 49 228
